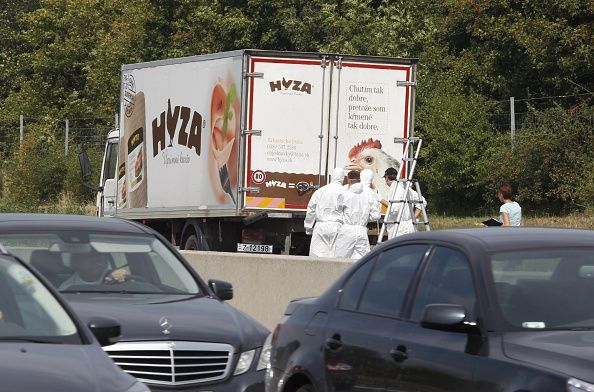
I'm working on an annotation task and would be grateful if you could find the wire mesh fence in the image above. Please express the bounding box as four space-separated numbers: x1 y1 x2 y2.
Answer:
488 112 539 133
0 115 115 158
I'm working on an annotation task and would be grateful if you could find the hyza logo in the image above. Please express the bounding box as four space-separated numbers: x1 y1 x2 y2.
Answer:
152 99 204 157
269 77 312 95
123 74 136 117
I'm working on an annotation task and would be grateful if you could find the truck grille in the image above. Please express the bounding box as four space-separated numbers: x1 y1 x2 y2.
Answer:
104 341 234 386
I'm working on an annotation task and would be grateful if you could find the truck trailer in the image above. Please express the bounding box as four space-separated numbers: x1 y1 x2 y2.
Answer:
94 49 418 255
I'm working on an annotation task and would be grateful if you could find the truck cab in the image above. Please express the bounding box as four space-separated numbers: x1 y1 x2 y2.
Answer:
96 129 119 217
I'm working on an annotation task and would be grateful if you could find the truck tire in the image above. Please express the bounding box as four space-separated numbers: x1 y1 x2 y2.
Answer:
184 235 201 250
184 232 210 251
296 384 314 392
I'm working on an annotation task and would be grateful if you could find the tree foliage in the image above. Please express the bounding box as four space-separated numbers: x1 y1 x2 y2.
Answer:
492 104 594 214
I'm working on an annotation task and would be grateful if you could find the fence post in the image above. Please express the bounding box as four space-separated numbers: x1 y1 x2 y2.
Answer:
510 97 516 149
19 114 24 145
65 119 69 156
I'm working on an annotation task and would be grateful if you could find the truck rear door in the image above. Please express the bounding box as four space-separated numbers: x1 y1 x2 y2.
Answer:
242 53 331 211
327 57 416 202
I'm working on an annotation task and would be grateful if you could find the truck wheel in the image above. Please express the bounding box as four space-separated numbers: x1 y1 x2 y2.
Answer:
184 234 209 250
184 235 200 250
296 384 314 392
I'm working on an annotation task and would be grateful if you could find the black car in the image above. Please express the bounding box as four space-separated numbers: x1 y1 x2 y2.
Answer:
267 228 594 392
0 214 269 392
0 243 149 392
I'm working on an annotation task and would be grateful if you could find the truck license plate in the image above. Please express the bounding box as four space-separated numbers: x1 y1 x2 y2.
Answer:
237 243 273 254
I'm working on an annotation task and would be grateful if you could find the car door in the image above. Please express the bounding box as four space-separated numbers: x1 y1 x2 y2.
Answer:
392 246 479 392
98 139 118 216
323 244 429 392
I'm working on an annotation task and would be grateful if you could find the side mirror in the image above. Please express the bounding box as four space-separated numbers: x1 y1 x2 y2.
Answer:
88 316 121 346
420 304 472 333
79 148 92 179
208 279 233 301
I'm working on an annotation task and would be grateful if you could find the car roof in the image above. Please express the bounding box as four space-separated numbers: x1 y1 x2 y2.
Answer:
389 227 594 252
0 213 149 234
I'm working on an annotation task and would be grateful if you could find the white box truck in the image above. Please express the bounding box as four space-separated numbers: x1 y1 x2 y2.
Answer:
94 49 417 254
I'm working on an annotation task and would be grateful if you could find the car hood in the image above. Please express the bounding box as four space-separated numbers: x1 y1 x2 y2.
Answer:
0 343 135 391
64 293 269 350
503 330 594 382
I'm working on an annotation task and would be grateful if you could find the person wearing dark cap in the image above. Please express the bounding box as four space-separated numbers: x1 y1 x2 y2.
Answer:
381 167 426 237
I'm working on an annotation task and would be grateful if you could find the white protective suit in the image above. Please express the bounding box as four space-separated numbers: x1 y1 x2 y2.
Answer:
334 180 381 260
304 168 346 257
360 169 382 207
385 181 426 237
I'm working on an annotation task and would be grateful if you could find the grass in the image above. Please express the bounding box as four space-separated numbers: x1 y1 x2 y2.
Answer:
430 214 594 230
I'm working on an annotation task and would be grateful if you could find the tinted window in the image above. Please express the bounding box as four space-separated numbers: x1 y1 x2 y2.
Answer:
357 245 428 317
0 256 78 340
0 232 200 295
411 247 476 321
491 249 594 329
103 141 118 180
338 257 375 311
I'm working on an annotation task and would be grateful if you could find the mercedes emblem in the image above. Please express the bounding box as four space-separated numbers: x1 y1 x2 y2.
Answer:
159 316 172 335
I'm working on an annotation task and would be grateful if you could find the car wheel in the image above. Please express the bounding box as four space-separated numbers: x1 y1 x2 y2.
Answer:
296 384 314 392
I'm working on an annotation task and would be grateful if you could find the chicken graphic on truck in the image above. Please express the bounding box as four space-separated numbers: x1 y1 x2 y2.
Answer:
94 50 417 255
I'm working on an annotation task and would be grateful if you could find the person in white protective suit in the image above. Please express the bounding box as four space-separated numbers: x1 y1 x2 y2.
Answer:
304 167 347 257
334 171 381 259
360 169 382 207
381 167 426 238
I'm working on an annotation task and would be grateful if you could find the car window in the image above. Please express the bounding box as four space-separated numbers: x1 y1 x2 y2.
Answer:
491 249 594 329
338 256 375 311
0 232 200 295
356 245 428 317
0 255 78 341
411 247 476 322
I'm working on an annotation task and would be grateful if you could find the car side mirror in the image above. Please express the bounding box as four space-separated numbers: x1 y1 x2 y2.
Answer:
208 279 233 301
88 316 121 346
420 304 473 333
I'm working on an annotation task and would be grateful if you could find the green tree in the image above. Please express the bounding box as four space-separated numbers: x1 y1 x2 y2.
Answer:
0 0 159 127
416 75 506 215
492 104 594 215
433 0 594 101
0 0 39 102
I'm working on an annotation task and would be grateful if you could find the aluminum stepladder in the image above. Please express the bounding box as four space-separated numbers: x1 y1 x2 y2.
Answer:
377 137 430 243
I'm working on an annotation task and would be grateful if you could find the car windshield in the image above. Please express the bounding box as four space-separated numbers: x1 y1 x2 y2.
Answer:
0 232 200 295
491 248 594 330
0 254 79 342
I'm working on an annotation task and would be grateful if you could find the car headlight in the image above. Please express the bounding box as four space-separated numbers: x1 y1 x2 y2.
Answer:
234 349 255 375
124 381 151 392
568 378 594 392
257 333 272 371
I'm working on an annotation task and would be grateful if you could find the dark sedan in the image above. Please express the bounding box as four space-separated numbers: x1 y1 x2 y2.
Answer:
0 214 269 392
0 244 149 392
267 228 594 392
